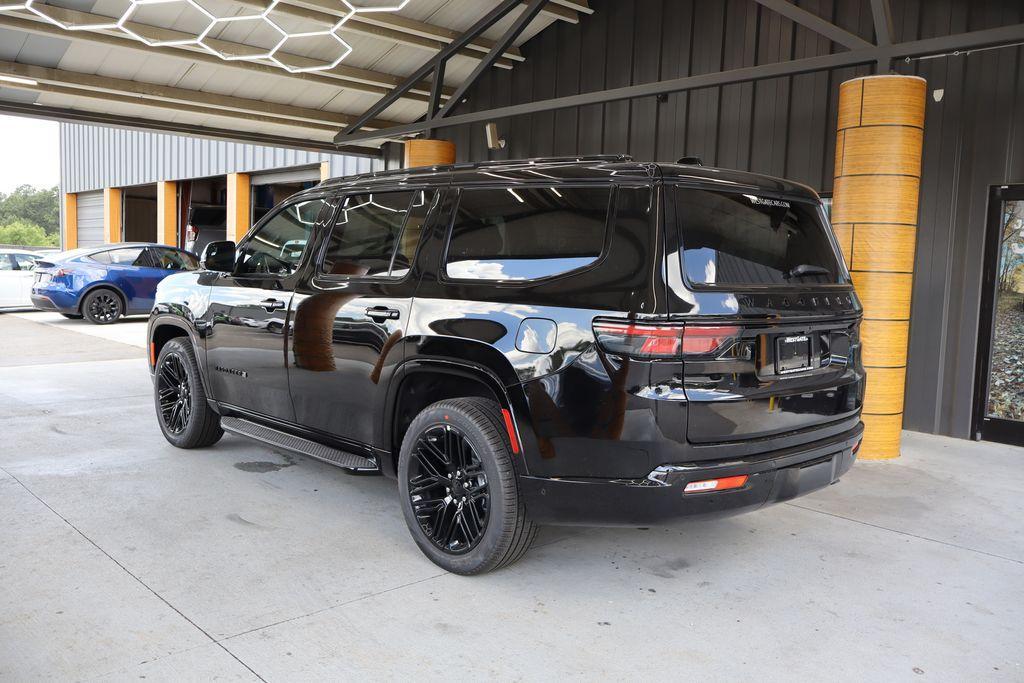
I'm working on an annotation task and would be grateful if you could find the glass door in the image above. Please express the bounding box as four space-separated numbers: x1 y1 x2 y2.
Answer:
974 185 1024 446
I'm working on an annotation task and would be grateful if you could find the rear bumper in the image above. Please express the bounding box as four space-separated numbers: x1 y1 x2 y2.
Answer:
31 287 78 313
30 293 64 312
519 421 863 526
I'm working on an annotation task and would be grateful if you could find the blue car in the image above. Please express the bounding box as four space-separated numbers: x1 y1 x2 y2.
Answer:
31 243 200 324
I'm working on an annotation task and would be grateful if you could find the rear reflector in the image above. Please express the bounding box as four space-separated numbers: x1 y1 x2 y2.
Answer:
852 438 863 455
149 342 156 367
683 474 748 493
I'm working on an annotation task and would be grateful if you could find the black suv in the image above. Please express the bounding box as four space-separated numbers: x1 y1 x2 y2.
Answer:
148 156 864 574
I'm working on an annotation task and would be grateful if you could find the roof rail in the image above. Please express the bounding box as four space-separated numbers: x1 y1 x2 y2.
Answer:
318 154 635 187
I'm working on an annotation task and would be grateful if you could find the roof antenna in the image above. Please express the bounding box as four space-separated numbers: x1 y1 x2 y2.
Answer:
677 156 703 165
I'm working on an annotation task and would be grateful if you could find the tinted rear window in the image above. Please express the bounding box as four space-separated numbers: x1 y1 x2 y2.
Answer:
445 186 610 281
673 186 842 286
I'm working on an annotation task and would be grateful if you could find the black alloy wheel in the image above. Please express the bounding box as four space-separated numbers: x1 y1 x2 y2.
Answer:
407 423 490 555
398 398 538 574
83 290 122 324
153 338 223 449
157 353 192 435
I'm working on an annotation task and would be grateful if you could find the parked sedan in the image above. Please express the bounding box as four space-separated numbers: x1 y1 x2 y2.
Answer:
32 243 199 324
0 249 43 309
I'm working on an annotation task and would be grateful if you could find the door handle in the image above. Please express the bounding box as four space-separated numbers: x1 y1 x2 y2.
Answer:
260 298 286 312
366 306 400 321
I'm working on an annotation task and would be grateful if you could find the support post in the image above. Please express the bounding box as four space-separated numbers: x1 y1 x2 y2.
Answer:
226 173 251 243
63 192 78 250
157 181 177 247
403 139 456 169
831 74 926 459
103 187 122 244
319 160 331 181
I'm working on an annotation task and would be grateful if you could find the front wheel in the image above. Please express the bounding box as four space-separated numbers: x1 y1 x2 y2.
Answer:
398 398 538 575
82 289 122 324
154 338 223 448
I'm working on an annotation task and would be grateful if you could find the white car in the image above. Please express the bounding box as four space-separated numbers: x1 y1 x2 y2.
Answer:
0 249 44 309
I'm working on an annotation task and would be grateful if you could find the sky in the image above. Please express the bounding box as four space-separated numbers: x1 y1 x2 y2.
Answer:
0 114 60 194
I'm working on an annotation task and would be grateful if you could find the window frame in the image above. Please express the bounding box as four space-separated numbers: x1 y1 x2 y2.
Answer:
313 187 437 284
669 183 851 292
231 194 333 279
146 247 199 271
439 183 619 287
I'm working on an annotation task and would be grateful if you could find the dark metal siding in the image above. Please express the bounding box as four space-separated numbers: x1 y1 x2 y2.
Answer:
434 0 1024 439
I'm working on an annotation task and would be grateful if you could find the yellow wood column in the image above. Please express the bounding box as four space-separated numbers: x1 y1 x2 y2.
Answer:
404 139 456 168
226 172 250 242
319 160 330 181
157 181 178 247
63 192 78 250
831 74 926 459
103 187 122 243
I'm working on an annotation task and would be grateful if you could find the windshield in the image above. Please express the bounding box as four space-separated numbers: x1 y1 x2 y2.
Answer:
673 186 844 286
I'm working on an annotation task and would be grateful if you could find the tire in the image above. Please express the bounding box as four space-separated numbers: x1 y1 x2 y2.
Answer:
60 313 83 320
398 398 538 575
82 288 123 325
154 338 223 449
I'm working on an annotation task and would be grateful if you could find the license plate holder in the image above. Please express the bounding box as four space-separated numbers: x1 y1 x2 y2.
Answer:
775 334 812 374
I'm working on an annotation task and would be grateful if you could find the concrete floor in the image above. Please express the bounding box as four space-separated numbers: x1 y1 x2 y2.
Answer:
1 312 1022 681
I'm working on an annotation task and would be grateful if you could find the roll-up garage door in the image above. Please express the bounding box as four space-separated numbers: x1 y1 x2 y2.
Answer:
76 191 104 247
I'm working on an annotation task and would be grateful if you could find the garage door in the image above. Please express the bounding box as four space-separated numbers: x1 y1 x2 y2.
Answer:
76 191 104 248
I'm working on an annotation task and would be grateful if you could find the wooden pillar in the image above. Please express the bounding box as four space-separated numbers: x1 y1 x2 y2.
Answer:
103 187 122 244
319 160 331 181
157 181 178 247
404 139 455 169
63 192 78 250
226 172 250 242
831 74 926 459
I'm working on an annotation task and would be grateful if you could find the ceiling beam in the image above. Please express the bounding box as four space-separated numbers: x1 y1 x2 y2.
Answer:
870 0 895 46
2 10 448 100
0 100 377 156
752 0 873 50
0 59 400 130
332 21 1024 145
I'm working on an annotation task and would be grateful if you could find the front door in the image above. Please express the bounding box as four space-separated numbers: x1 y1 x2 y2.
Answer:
288 188 438 448
974 185 1024 446
205 196 332 422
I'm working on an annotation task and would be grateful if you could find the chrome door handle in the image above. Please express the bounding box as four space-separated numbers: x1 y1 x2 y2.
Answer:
260 298 285 312
366 306 400 321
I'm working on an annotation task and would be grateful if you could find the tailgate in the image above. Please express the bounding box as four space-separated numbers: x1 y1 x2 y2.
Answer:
683 318 863 443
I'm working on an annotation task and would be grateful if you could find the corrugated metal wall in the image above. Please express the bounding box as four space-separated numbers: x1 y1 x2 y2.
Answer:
434 0 1024 440
59 123 381 194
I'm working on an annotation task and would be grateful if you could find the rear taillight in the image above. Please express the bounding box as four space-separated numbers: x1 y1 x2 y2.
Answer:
186 224 198 243
593 321 740 359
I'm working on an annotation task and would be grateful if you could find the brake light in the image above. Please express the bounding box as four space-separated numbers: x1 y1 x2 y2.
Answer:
683 475 748 493
593 321 740 359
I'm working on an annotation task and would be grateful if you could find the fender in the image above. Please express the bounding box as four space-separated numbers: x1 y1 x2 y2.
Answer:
379 357 536 478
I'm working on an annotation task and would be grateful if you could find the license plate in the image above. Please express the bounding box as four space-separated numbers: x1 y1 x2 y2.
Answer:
36 273 51 285
776 334 811 374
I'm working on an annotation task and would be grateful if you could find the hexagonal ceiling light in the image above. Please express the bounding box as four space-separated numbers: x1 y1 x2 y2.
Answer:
0 0 412 74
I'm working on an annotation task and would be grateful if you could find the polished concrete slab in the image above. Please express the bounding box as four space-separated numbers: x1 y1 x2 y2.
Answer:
1 314 1021 681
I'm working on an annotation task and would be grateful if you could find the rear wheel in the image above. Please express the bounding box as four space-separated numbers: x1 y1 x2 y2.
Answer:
398 398 538 575
154 338 223 448
82 289 122 324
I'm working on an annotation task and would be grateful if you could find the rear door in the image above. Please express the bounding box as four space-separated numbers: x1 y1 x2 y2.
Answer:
11 253 40 306
0 254 21 306
666 184 864 444
287 188 438 447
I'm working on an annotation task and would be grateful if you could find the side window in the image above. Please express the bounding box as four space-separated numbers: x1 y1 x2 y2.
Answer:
445 186 611 281
235 198 328 276
320 189 431 278
150 248 198 271
91 248 146 266
0 255 13 271
12 254 38 270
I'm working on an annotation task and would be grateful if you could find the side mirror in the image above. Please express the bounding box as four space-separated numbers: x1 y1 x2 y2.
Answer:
201 240 236 273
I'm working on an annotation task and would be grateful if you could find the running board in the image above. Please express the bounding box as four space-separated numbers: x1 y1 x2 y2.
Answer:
221 417 378 472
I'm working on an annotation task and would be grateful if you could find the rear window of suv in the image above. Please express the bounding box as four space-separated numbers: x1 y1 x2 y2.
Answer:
673 186 843 286
445 186 610 282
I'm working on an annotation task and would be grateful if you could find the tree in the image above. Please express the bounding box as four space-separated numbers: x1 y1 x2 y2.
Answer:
997 201 1024 293
0 219 58 247
0 185 60 236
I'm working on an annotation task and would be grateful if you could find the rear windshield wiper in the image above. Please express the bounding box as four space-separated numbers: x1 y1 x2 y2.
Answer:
785 264 832 279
